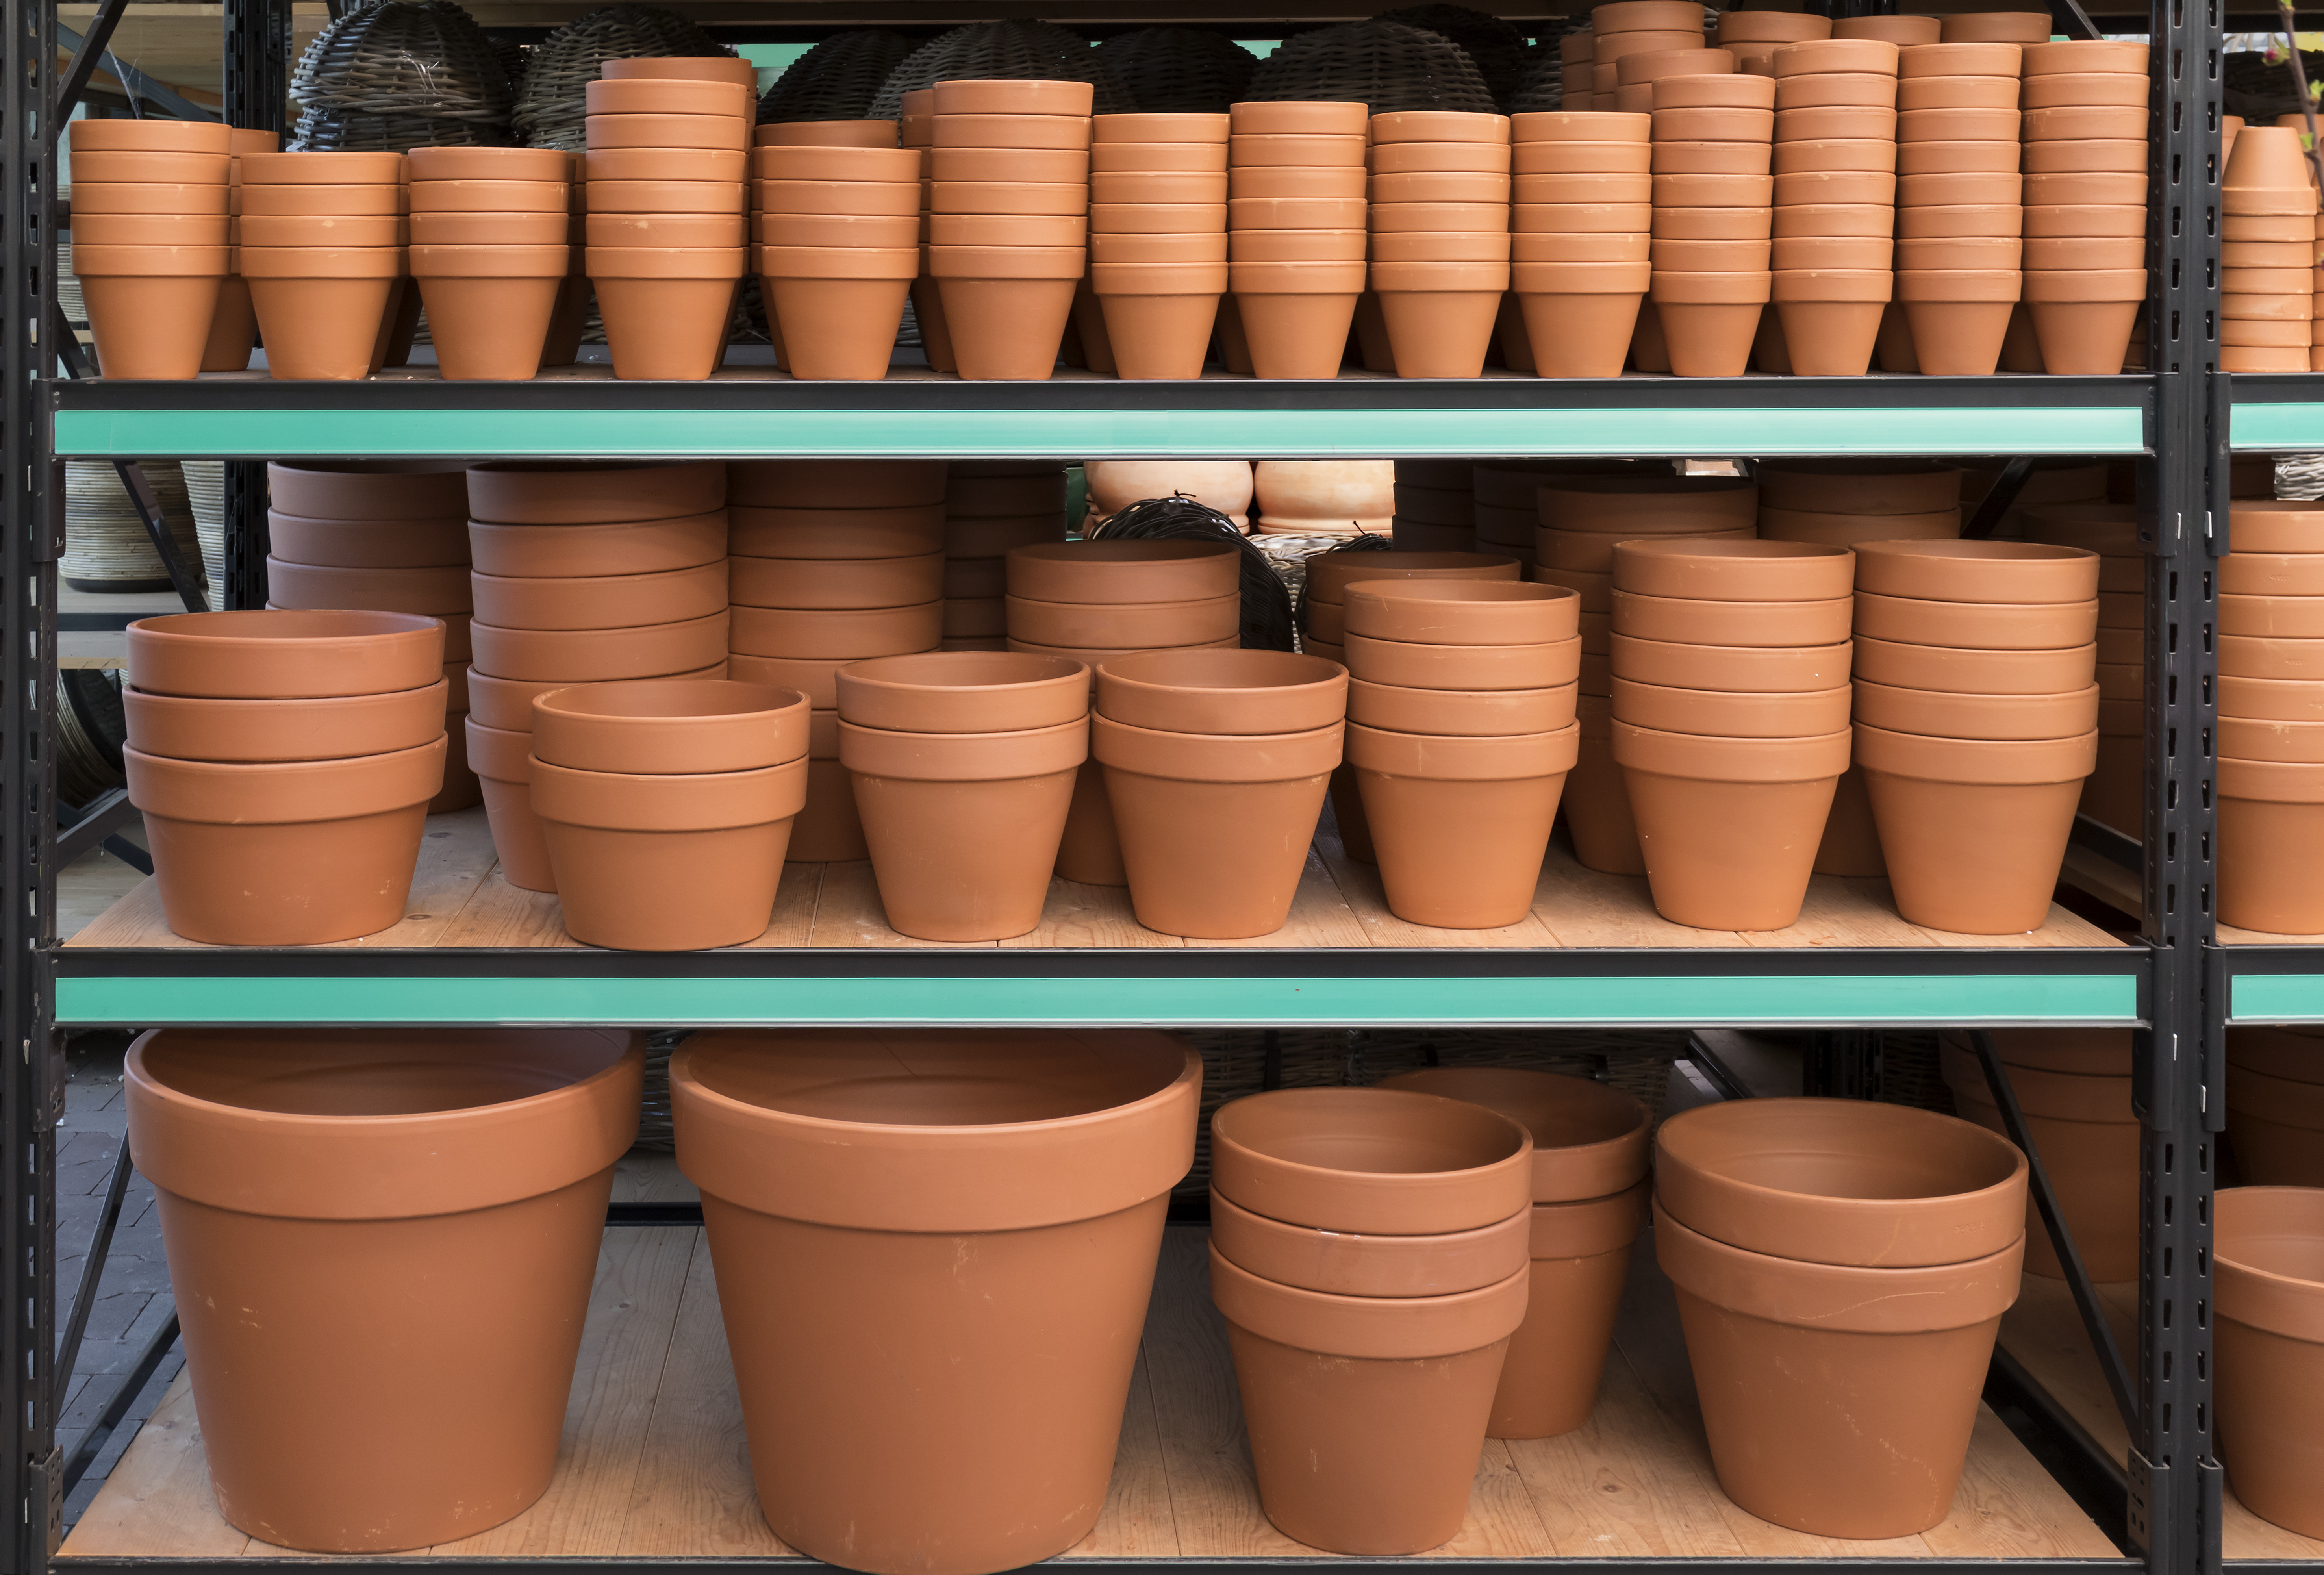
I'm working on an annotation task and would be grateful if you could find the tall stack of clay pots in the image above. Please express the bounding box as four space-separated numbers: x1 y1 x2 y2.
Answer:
1768 37 1900 376
1647 66 1776 377
462 461 731 889
1653 1097 2026 1536
1089 112 1230 379
122 610 447 945
899 90 955 372
2215 1186 2324 1540
753 141 919 379
67 119 232 380
1375 1067 1651 1440
265 460 479 814
202 128 276 372
530 680 808 949
1507 111 1651 378
1473 460 1570 568
2219 126 2322 374
929 78 1095 380
2020 40 2152 373
1890 41 2024 375
1391 460 1476 551
1755 457 1962 547
2021 501 2142 833
1368 111 1512 378
1610 539 1854 930
1228 100 1369 378
1850 541 2100 934
1342 581 1580 927
1613 45 1732 119
584 64 751 380
944 461 1067 649
407 147 571 381
2226 1027 2324 1182
2217 500 2324 932
1712 8 1831 75
239 150 405 381
1207 1086 1531 1553
1589 3 1709 86
725 459 946 864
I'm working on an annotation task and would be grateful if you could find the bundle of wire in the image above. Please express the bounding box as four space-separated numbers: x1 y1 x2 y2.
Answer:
1086 493 1301 652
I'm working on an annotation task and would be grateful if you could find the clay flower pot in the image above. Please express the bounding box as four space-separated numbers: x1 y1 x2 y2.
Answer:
1349 723 1579 927
1614 722 1850 930
2215 1187 2324 1538
2219 756 2324 932
531 679 806 772
127 608 444 697
587 247 745 379
2226 1030 2324 1184
122 675 446 763
1939 1040 2138 1279
1647 269 1770 376
408 242 569 380
239 243 400 380
758 245 916 379
2022 267 2146 373
1092 261 1225 379
73 236 228 378
465 716 556 891
669 1027 1197 1575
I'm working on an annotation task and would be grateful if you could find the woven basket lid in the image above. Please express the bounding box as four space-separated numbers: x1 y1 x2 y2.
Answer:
1093 28 1258 114
868 19 1135 120
287 0 513 152
514 4 745 150
1372 4 1532 110
761 30 917 121
1245 20 1500 115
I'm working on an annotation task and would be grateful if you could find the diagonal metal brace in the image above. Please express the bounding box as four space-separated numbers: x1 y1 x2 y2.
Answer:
52 0 132 128
1962 455 2037 540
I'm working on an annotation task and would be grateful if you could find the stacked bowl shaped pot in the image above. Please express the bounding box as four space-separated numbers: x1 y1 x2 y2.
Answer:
757 121 905 151
122 610 447 944
724 458 948 863
2225 1026 2324 1182
1507 111 1651 378
2220 126 2322 373
1229 100 1370 378
265 459 478 814
1756 456 1964 546
2216 499 2324 931
1768 37 1900 375
200 128 278 372
66 118 232 379
899 89 955 372
1206 1086 1533 1554
1646 69 1776 378
1368 110 1513 378
1375 1067 1653 1440
2020 501 2144 834
1653 1096 2027 1538
1851 540 2100 934
835 652 1089 941
670 1027 1198 1575
2214 1187 2324 1539
2020 39 2152 373
943 461 1067 647
1090 112 1230 379
529 679 808 949
1614 44 1733 119
1590 1 1710 100
752 141 920 380
462 461 732 890
1610 539 1855 930
1475 458 1578 567
406 146 571 380
582 67 751 380
238 150 406 380
929 78 1095 380
1392 458 1477 551
1341 581 1581 928
1890 41 2025 374
1713 8 1831 77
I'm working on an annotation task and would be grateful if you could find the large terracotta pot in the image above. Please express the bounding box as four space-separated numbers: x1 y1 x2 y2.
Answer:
1614 723 1850 930
2215 1186 2324 1538
1939 1041 2139 1280
125 1027 640 1550
670 1028 1197 1575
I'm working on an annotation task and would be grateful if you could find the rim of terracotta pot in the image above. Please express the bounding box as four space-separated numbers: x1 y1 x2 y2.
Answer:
832 651 1088 732
2214 1186 2324 1342
530 680 809 775
1340 631 1583 692
1305 549 1522 604
1851 539 2102 603
1939 1042 2133 1123
1346 720 1579 779
1611 720 1852 780
1609 539 1855 601
471 612 730 682
836 715 1087 779
1854 721 2100 784
122 679 449 764
1093 648 1346 735
1090 712 1343 780
1208 1190 1531 1299
1006 540 1240 603
527 755 808 832
1207 1244 1530 1358
2226 1025 2324 1081
1371 1066 1651 1201
466 460 726 525
1529 1175 1653 1257
1340 581 1579 645
1208 1086 1535 1234
1654 1199 2025 1331
127 609 445 700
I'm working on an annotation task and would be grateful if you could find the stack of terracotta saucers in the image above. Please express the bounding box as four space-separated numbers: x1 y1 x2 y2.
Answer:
1507 110 1652 377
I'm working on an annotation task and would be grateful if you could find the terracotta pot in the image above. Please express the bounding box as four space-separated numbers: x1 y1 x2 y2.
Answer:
1336 576 1570 641
591 261 743 380
2219 756 2324 931
1609 537 1851 601
1612 677 1850 737
1610 631 1850 693
124 677 446 763
1092 649 1343 736
600 55 757 85
2225 1063 2324 1185
1898 78 2022 113
1898 203 2025 240
1851 538 2096 601
584 178 745 215
469 612 728 682
2211 1188 2324 1537
935 113 1099 153
529 680 805 775
1342 631 1580 693
1612 589 1854 647
669 1027 1195 1569
71 148 232 184
1940 1042 2138 1279
1854 590 2098 650
1852 635 2097 697
1347 722 1578 927
1613 721 1849 929
582 147 747 184
729 602 940 660
2021 70 2149 108
467 511 723 580
1097 111 1231 142
264 558 469 618
459 715 553 890
1772 71 1898 110
1007 539 1237 602
728 551 945 613
127 608 444 699
468 459 724 524
1208 1188 1528 1297
1514 272 1648 375
124 1027 639 1551
1210 1085 1532 1234
1644 268 1769 375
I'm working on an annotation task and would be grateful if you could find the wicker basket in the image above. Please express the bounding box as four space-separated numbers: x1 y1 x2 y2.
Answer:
514 5 744 151
288 0 514 152
1371 4 1531 111
62 460 202 595
1245 20 1500 115
57 669 127 814
760 30 916 122
1092 28 1258 114
868 19 1134 120
1507 46 1564 113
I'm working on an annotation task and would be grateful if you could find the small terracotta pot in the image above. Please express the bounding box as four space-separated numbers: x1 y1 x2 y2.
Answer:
128 608 444 699
530 680 805 775
72 148 232 184
1853 634 2095 695
2219 756 2324 931
1939 1041 2138 1279
1210 1084 1533 1232
468 511 725 580
1209 1189 1528 1297
582 147 747 184
1349 722 1578 928
590 253 745 380
263 558 469 617
583 77 752 119
1094 649 1344 736
1613 721 1850 930
728 602 940 660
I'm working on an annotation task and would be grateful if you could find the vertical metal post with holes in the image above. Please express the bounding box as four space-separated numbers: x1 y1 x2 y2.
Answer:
2136 0 2226 1569
221 0 290 608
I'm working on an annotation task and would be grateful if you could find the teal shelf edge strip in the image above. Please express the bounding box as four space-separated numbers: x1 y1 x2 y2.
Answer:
57 971 2142 1028
2227 971 2324 1021
2231 402 2324 452
52 404 2150 461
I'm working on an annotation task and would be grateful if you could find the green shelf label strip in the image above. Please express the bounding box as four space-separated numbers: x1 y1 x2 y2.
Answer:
2231 401 2324 452
2228 971 2324 1022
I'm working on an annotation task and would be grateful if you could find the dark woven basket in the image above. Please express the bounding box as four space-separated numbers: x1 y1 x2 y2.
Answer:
1092 28 1258 114
288 0 513 152
514 5 743 151
760 30 917 122
1371 4 1530 110
1244 19 1499 115
868 19 1135 120
1507 47 1563 113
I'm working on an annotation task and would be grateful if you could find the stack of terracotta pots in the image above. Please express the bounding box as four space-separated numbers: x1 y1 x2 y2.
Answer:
1590 3 1709 83
1648 67 1776 378
2021 501 2142 833
2219 126 2322 374
1940 1028 2139 1279
1712 8 1830 74
2215 1186 2324 1540
1610 539 1853 930
1756 458 1962 546
1088 112 1229 379
1375 1068 1650 1440
1208 1086 1531 1553
1654 1097 2026 1536
1228 100 1369 378
928 78 1095 380
2226 1027 2324 1183
1851 541 2100 934
2217 500 2324 932
66 119 232 380
1889 42 2024 375
754 141 919 379
122 609 447 945
461 461 731 890
239 150 405 381
898 89 955 372
2020 39 2151 373
530 680 806 950
583 65 750 380
1367 111 1512 378
1343 581 1580 928
1768 38 1899 376
197 128 278 372
1471 460 1568 568
1559 29 1594 105
1614 46 1731 118
944 461 1066 650
406 147 570 381
1391 460 1476 551
265 460 479 814
1507 111 1651 378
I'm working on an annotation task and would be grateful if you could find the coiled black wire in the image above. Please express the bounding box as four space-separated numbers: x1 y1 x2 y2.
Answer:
1087 494 1300 652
